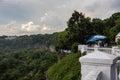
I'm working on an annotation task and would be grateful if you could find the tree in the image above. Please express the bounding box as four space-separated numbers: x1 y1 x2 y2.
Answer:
67 11 93 44
109 19 120 43
92 18 105 35
71 42 79 53
57 31 70 50
57 11 93 50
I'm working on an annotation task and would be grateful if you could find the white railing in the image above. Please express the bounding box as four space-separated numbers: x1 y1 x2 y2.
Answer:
78 45 120 56
87 47 112 54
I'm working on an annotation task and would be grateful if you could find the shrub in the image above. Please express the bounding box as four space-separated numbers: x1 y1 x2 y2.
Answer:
47 52 81 80
71 43 79 53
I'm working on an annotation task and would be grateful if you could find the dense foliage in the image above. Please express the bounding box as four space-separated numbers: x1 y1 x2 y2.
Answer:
57 11 120 50
0 48 57 80
47 52 81 80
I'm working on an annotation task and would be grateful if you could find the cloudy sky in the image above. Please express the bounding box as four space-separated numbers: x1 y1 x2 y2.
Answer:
0 0 120 36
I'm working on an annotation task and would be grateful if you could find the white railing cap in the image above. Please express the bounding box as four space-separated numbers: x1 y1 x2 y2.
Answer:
80 49 117 64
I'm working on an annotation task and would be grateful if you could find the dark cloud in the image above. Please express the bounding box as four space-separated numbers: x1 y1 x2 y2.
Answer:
0 2 32 24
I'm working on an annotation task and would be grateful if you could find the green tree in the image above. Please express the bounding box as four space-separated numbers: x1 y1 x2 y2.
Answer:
71 42 79 53
103 12 120 43
109 19 120 43
57 11 93 50
92 18 105 35
66 11 93 44
57 31 70 50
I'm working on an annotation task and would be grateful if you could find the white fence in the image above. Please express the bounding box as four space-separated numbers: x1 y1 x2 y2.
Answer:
78 45 120 56
79 45 120 80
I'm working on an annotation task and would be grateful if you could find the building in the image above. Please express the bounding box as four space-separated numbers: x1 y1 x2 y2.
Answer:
5 36 17 40
115 32 120 42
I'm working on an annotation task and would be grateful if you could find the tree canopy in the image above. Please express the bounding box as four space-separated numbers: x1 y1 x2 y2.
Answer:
57 11 120 50
0 49 58 80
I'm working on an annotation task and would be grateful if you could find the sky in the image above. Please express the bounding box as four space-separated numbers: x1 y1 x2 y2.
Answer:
0 0 120 36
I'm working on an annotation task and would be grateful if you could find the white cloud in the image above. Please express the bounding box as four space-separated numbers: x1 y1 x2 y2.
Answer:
21 21 39 32
0 20 64 36
0 0 120 35
0 21 19 36
42 26 48 31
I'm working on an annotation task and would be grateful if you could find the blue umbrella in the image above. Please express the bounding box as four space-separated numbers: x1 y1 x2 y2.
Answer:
86 35 106 43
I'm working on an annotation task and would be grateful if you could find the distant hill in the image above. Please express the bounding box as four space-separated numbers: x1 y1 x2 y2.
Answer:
0 33 58 51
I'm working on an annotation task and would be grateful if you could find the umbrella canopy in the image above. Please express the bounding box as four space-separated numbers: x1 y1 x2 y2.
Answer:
86 35 106 43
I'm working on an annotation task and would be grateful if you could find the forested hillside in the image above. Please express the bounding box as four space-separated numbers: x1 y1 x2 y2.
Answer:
0 33 58 50
0 33 59 80
0 49 58 80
